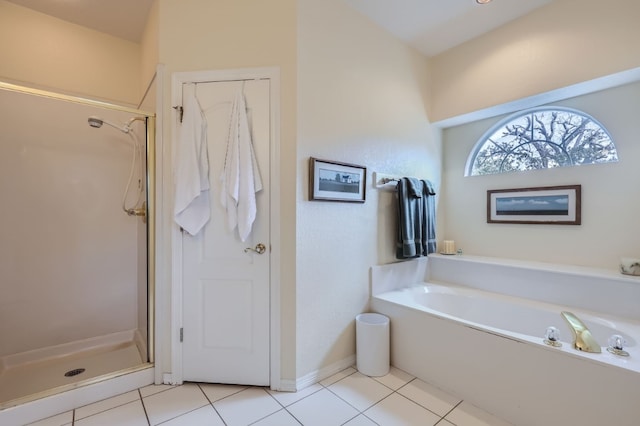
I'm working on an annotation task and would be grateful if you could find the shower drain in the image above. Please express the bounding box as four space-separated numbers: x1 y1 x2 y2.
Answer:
64 368 86 377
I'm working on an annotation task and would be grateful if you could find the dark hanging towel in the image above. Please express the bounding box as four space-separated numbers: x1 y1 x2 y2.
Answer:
396 177 437 259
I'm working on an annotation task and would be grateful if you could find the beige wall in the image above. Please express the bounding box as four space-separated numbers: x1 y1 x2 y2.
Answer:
155 0 298 380
140 0 160 99
442 82 640 269
429 0 640 122
0 0 141 105
297 0 439 379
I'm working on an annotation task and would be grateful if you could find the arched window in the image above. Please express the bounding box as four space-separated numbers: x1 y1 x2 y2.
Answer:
466 107 618 176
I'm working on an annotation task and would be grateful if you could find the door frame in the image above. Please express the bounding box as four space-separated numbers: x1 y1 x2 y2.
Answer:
169 68 281 389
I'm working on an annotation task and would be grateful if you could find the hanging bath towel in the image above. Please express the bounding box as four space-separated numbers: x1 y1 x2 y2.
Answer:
396 177 437 259
173 84 210 236
220 88 263 242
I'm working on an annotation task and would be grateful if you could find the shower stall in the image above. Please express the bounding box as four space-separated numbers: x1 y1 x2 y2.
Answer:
0 81 155 409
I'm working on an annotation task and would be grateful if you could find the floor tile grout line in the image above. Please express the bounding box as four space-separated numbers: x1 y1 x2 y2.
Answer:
266 387 325 425
436 399 464 425
392 390 444 420
392 375 466 421
370 369 417 392
196 383 228 426
139 384 177 399
200 383 249 404
271 385 338 425
247 407 300 426
324 381 392 415
269 384 324 408
152 403 211 425
319 368 358 388
324 369 457 425
281 406 305 426
323 369 418 414
239 387 287 425
263 386 288 410
371 378 409 393
137 387 152 426
71 394 143 424
395 376 417 393
356 411 383 426
143 384 210 426
285 371 373 425
354 391 398 425
360 411 382 426
340 412 366 426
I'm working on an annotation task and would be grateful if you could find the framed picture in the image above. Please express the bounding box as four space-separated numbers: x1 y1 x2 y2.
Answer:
309 157 366 203
487 185 581 225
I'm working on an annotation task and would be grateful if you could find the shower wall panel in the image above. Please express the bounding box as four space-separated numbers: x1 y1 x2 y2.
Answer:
0 89 144 359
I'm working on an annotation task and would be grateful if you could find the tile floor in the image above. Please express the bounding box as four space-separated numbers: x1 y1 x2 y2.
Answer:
27 367 511 426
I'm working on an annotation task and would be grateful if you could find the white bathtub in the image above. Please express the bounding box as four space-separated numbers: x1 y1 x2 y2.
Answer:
371 255 640 426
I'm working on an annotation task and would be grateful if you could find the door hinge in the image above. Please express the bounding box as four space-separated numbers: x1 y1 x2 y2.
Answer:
173 105 184 123
179 327 183 342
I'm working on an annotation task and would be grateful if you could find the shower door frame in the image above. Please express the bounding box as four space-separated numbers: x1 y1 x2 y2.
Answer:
0 80 156 396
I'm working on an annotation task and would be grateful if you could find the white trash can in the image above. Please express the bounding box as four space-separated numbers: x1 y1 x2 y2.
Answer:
356 313 390 377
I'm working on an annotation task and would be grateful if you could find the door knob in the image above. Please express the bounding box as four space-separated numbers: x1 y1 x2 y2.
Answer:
244 243 266 254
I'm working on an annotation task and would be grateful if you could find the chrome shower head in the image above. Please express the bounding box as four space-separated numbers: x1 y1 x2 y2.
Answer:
87 116 143 133
88 116 104 128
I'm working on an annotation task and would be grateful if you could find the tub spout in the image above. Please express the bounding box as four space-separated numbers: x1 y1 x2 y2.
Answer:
561 311 601 353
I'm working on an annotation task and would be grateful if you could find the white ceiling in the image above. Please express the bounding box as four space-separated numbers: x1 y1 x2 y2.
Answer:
7 0 553 56
344 0 554 57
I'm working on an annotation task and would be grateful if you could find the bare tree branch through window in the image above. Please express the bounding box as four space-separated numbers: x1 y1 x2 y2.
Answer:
467 107 618 176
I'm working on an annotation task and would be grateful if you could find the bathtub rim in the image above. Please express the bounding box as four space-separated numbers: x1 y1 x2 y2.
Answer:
425 254 640 321
373 282 640 375
429 253 640 283
372 294 640 426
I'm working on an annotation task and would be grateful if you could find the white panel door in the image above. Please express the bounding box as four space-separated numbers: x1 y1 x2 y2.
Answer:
182 79 270 385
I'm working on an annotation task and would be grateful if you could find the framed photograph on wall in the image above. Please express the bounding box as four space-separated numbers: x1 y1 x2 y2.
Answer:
487 185 581 225
309 157 366 203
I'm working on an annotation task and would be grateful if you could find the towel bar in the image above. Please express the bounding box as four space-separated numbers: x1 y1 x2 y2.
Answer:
373 172 402 190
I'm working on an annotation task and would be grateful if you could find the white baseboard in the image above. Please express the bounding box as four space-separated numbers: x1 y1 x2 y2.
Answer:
295 355 356 391
162 373 181 385
273 379 297 392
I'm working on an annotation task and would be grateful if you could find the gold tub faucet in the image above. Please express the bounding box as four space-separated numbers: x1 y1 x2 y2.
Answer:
561 311 602 353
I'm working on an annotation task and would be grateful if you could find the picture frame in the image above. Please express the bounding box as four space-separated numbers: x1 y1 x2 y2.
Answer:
487 185 581 225
309 157 366 203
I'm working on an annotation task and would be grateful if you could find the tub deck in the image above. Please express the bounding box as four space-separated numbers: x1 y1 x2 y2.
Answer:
375 282 640 374
371 255 640 426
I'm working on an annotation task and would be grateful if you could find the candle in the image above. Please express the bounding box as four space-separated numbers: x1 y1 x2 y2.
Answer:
443 240 455 255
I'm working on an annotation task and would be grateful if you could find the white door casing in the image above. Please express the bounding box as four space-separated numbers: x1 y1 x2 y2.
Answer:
169 69 281 388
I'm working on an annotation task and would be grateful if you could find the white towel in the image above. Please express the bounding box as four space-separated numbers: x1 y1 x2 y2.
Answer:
173 84 210 236
220 89 263 242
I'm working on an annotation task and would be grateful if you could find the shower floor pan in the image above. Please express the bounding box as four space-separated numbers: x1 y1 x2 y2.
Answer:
0 332 145 408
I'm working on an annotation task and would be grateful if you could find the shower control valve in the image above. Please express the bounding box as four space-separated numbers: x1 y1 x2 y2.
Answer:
544 326 562 347
607 334 630 357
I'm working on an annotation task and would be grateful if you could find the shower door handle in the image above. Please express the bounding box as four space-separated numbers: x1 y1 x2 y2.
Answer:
244 243 267 255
